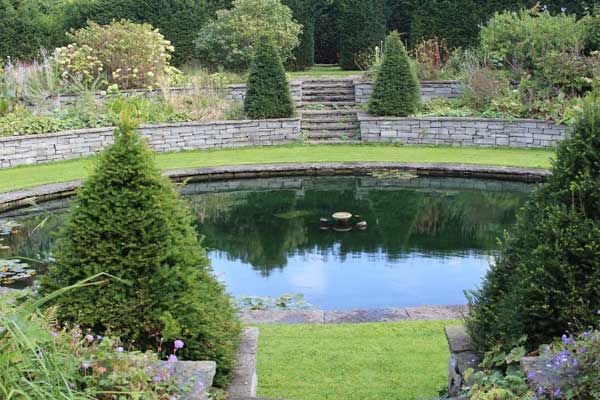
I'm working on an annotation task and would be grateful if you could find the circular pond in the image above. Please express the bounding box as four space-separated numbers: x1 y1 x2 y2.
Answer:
0 175 533 309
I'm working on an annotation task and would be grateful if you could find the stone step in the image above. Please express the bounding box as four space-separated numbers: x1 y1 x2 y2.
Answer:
302 95 355 102
302 81 354 88
306 130 360 139
301 116 358 124
297 101 357 108
302 88 354 95
301 122 359 130
299 109 359 116
306 139 362 144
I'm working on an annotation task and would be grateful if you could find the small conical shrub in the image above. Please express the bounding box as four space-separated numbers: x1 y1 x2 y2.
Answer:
368 31 421 117
466 93 600 352
40 109 241 386
244 37 295 119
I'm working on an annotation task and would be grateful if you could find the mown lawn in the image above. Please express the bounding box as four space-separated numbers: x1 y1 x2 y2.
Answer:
0 144 553 193
256 321 458 400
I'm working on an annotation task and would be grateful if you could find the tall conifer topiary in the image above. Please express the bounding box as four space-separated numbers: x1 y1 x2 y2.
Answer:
466 93 600 352
244 37 295 119
40 109 240 386
369 31 421 116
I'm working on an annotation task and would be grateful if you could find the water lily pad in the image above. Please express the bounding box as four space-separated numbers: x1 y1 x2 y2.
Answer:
0 259 35 286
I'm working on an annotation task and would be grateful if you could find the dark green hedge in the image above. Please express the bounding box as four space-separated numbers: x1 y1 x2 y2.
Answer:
283 0 315 70
244 38 295 119
338 0 387 70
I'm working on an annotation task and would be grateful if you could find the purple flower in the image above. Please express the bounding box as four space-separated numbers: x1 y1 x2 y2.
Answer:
553 388 561 397
170 397 178 400
561 334 571 345
527 371 536 379
116 346 124 353
152 375 162 382
96 334 103 340
537 386 544 395
72 332 80 338
85 334 94 342
81 362 90 370
168 354 178 363
174 339 184 349
51 331 58 337
572 358 578 367
541 4 548 12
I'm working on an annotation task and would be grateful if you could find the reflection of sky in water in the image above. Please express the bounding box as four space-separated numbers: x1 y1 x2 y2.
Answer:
210 243 492 309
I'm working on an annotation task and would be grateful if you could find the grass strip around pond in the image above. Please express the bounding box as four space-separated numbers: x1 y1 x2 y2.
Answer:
0 144 553 193
256 321 458 400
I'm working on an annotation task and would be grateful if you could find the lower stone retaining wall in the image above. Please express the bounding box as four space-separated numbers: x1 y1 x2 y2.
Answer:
0 119 301 168
354 80 462 104
359 114 568 148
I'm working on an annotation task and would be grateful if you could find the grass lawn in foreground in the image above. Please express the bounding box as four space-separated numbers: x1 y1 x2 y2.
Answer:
256 321 458 400
0 144 553 193
287 66 362 79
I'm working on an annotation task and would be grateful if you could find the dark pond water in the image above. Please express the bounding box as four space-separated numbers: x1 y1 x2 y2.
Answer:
0 175 533 309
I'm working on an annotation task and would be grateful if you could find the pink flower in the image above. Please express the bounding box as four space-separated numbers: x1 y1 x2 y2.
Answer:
116 346 124 352
174 339 184 349
168 354 178 363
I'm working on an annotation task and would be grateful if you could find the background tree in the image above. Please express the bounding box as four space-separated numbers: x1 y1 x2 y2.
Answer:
40 108 241 386
244 38 295 119
195 0 302 71
466 92 600 351
283 0 316 70
369 31 420 116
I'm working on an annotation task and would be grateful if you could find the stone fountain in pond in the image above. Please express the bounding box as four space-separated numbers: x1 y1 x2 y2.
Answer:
320 212 367 232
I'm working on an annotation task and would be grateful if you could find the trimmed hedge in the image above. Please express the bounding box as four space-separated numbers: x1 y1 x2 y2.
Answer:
338 0 387 70
244 38 295 119
40 114 241 386
283 0 316 70
369 31 420 116
466 93 600 351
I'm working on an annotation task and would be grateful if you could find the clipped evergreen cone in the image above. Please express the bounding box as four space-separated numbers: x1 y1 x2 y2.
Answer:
368 31 421 117
40 109 241 386
244 37 295 119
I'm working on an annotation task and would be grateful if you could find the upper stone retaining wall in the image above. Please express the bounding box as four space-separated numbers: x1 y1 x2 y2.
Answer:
0 118 301 168
226 81 303 103
359 114 567 148
354 80 462 104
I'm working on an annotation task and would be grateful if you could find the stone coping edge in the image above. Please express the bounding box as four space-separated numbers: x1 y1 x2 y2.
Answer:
0 118 302 143
227 327 259 398
0 162 549 213
239 305 468 324
356 112 564 125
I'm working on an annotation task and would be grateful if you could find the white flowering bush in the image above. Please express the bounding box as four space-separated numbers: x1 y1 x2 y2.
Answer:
55 20 179 90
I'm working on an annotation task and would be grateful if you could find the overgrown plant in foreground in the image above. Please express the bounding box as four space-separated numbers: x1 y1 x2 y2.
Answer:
466 92 600 352
0 275 185 399
40 108 241 386
369 31 421 117
244 37 295 119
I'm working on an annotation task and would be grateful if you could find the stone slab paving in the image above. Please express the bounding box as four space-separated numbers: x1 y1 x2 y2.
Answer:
228 327 259 398
240 305 467 325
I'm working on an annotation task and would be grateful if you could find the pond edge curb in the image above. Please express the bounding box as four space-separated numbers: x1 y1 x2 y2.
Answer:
0 162 550 213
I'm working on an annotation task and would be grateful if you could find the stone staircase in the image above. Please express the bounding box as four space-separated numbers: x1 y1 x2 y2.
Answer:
300 79 356 108
300 109 360 143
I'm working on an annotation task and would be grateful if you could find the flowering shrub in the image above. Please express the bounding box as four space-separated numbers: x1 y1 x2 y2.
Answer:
53 43 105 88
57 20 178 90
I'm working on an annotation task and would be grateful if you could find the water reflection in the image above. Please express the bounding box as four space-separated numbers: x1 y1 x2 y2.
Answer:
1 175 532 309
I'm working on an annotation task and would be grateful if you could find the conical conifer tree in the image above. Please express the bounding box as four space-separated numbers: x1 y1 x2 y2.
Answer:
244 37 295 119
466 93 600 352
369 31 421 116
41 109 240 386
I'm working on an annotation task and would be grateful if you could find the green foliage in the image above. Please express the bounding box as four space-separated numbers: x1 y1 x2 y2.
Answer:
337 0 387 70
39 112 241 386
466 92 600 352
369 32 420 116
244 38 295 119
314 1 340 64
582 7 600 53
195 0 302 71
59 20 178 90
